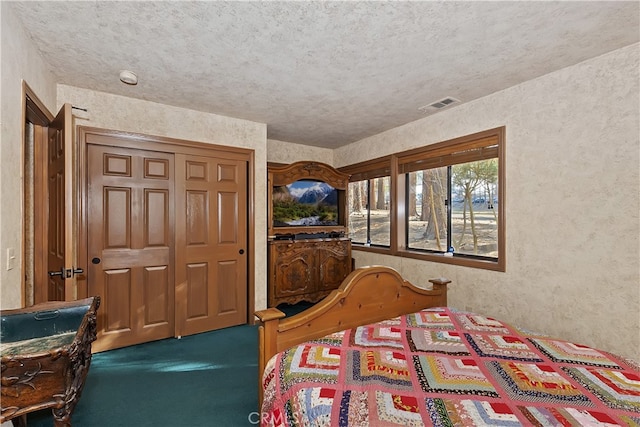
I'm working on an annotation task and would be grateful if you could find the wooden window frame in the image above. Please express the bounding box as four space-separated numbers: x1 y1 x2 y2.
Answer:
340 127 506 272
342 155 394 250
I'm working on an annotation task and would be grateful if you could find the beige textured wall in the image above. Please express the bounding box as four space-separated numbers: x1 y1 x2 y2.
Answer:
267 139 334 165
336 44 640 362
56 85 270 311
0 4 57 309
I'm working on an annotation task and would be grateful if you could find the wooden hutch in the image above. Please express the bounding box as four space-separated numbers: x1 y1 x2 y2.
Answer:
267 161 352 307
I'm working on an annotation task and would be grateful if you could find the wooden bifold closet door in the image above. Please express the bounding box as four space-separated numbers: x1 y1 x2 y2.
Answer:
84 131 249 352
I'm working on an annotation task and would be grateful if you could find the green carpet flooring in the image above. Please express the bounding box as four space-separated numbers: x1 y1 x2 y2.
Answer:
25 303 308 427
27 324 259 427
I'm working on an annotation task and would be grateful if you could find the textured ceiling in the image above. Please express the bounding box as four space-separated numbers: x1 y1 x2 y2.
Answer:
8 1 639 148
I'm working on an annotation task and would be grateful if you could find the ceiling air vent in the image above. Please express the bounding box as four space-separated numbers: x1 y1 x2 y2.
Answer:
418 97 461 113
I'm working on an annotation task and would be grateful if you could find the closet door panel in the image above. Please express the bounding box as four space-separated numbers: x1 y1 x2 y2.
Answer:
176 155 247 336
88 144 175 352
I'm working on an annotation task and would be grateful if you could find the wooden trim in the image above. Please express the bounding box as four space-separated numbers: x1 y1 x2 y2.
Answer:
76 124 88 300
247 150 256 325
390 154 401 253
497 126 506 272
254 265 450 404
78 126 253 158
396 129 501 167
398 250 505 271
22 81 55 306
266 161 288 168
23 81 54 124
338 155 392 182
61 104 75 301
399 145 499 173
268 161 349 189
32 125 48 304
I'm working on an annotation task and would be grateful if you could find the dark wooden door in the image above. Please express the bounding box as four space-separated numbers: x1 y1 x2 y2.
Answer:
45 104 73 301
87 144 175 351
175 155 248 337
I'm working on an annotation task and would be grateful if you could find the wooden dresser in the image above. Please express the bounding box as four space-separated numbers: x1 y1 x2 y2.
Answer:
268 237 352 307
267 161 352 307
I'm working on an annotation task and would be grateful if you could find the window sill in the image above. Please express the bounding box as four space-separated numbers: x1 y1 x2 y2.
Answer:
351 244 391 255
352 245 505 272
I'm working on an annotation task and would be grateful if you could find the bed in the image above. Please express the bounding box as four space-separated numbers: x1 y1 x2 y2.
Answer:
255 266 639 426
1 296 100 427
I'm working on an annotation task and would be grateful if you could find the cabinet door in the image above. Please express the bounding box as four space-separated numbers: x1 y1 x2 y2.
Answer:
271 243 314 299
317 241 351 291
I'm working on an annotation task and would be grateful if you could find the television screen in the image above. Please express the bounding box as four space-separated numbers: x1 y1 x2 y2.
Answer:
273 179 339 227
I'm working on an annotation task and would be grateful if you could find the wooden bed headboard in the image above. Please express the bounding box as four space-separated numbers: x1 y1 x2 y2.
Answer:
254 265 450 404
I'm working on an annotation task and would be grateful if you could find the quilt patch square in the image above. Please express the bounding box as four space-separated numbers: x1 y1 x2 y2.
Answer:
455 313 511 334
518 405 628 427
428 397 522 426
345 349 413 390
406 329 469 355
281 345 340 390
466 333 543 361
530 338 622 368
406 310 455 329
338 390 369 426
373 390 425 427
564 366 640 413
285 386 337 426
351 324 404 349
413 354 498 397
486 361 593 405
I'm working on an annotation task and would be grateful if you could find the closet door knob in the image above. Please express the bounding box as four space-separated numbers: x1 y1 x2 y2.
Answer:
239 249 245 255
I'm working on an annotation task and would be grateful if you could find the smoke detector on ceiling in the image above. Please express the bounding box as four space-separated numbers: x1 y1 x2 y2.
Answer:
418 97 460 113
119 70 138 85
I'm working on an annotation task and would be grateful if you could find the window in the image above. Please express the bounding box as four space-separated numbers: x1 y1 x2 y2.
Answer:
340 127 505 271
405 160 498 259
406 167 449 252
344 157 391 248
348 177 391 246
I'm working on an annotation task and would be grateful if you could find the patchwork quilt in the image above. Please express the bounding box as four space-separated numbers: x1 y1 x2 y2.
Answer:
261 307 640 426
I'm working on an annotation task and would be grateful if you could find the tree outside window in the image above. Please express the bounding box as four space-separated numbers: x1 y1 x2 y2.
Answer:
407 159 498 258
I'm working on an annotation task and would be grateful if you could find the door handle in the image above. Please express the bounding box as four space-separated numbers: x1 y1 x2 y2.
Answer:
239 249 245 255
48 268 64 277
48 267 84 279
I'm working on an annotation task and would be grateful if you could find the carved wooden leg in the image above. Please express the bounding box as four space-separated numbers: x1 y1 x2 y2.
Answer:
52 408 71 427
